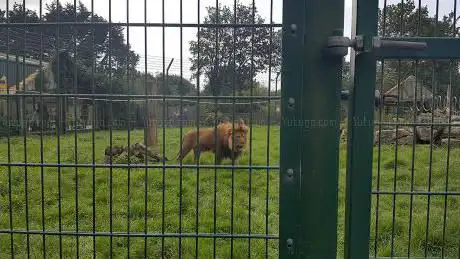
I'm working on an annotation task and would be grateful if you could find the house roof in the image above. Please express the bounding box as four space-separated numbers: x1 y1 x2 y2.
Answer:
384 75 433 101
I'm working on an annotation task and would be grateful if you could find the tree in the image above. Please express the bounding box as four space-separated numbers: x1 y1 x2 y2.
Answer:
0 1 140 80
188 3 281 96
42 1 139 74
0 3 42 56
377 1 460 97
0 1 147 135
153 73 197 96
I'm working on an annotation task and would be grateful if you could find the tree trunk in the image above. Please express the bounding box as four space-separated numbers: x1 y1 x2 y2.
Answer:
146 80 159 151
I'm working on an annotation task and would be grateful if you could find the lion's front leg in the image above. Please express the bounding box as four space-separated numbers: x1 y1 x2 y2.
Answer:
215 154 223 165
193 147 200 164
230 152 242 165
232 157 239 165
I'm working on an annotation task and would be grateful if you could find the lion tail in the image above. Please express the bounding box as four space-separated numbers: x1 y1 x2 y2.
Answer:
175 142 187 161
176 132 194 161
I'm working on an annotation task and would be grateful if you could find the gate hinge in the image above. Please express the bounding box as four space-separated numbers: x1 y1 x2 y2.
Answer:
324 34 427 57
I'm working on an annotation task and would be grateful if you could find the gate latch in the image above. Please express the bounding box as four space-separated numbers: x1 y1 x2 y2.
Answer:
324 35 427 57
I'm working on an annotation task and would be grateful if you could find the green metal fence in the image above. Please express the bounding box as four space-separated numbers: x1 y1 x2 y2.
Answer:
366 0 460 258
281 0 459 258
1 0 282 258
1 0 459 258
343 0 460 258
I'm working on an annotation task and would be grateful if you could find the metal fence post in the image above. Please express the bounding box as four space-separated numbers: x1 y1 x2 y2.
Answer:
280 0 344 257
279 0 304 257
344 0 378 258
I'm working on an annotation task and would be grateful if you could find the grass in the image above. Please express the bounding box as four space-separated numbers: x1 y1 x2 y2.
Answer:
0 125 459 258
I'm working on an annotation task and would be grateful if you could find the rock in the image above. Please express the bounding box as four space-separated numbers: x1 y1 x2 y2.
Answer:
415 112 447 142
414 113 460 142
396 134 416 145
374 128 414 145
373 113 460 146
440 121 460 139
440 138 460 148
374 129 391 144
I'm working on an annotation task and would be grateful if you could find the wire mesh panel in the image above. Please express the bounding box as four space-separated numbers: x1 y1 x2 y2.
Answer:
0 0 282 258
343 0 460 258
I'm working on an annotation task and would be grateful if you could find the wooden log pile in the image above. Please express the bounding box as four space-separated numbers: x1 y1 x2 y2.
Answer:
104 142 169 164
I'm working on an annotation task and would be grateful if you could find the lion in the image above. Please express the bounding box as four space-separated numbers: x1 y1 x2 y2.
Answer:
175 118 249 164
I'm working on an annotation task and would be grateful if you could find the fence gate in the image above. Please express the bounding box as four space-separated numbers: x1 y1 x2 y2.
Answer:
282 0 459 258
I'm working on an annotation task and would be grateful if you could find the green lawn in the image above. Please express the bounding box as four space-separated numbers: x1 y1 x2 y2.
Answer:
0 125 458 258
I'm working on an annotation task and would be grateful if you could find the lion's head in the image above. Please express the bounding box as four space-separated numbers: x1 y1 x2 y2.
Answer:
224 119 249 153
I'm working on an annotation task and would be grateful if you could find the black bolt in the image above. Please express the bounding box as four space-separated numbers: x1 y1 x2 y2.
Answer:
287 238 294 248
290 24 297 34
288 98 295 108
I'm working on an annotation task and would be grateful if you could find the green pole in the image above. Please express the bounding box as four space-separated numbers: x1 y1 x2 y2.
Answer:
280 0 344 257
344 0 378 258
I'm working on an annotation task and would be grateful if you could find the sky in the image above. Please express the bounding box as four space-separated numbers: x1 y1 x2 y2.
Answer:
0 0 457 89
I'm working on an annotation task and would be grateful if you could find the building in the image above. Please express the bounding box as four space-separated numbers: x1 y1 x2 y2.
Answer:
0 52 94 133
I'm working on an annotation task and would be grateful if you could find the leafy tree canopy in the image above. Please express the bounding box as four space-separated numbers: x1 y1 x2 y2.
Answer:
188 3 281 96
0 1 139 85
153 73 197 96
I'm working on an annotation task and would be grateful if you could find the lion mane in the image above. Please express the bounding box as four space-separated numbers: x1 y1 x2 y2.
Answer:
175 118 249 164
